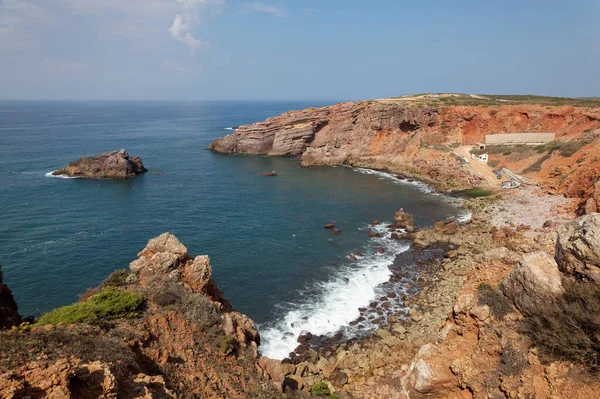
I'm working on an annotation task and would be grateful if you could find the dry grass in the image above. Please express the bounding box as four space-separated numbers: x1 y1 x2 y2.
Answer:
521 280 600 371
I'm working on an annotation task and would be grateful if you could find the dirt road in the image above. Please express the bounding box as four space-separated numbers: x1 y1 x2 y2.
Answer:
456 146 502 187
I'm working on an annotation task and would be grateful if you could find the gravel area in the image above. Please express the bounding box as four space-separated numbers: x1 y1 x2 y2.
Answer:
486 186 572 234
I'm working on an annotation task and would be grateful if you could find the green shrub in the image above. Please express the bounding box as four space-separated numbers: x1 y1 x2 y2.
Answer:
458 188 493 198
521 280 600 371
310 382 331 396
502 151 512 156
219 335 235 355
37 288 144 325
488 160 500 168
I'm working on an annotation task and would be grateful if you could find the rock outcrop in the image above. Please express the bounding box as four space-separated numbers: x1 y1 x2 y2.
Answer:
0 234 274 398
0 265 20 329
555 213 600 282
129 233 259 350
53 149 147 179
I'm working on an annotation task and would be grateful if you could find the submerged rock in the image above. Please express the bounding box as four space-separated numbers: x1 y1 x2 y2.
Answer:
53 149 147 179
257 170 277 176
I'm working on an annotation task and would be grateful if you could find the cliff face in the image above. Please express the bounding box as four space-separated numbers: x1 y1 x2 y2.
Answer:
0 266 20 329
209 100 600 194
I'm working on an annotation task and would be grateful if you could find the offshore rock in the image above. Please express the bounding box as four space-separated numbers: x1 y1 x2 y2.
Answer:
53 149 147 179
0 265 20 329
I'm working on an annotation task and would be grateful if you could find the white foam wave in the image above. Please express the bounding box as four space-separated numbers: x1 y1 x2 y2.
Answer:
45 171 78 179
456 210 472 223
258 223 409 360
353 167 434 193
224 127 238 131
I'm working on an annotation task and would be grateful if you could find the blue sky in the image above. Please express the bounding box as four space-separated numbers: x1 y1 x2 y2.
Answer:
0 0 598 100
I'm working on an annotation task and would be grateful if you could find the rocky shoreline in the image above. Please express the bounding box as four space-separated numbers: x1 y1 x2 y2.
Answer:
3 99 600 397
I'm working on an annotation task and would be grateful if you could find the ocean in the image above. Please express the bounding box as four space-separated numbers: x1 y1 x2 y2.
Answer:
0 101 464 359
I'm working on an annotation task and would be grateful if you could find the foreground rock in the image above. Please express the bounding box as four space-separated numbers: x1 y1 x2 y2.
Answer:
0 265 20 329
555 213 600 282
500 252 563 312
0 233 277 398
53 149 147 179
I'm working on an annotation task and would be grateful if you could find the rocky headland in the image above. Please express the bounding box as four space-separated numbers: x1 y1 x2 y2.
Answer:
209 98 600 197
52 149 147 179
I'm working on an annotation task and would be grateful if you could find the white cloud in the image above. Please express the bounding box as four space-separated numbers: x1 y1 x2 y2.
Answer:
242 2 288 18
41 57 84 71
169 14 202 54
168 0 223 55
161 60 190 74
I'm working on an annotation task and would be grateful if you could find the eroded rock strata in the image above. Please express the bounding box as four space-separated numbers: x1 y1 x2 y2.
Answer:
210 100 600 196
53 149 147 179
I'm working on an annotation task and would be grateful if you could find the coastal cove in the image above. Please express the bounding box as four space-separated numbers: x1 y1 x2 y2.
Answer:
0 101 464 359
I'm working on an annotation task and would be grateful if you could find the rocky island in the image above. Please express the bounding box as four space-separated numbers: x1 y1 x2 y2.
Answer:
52 149 148 179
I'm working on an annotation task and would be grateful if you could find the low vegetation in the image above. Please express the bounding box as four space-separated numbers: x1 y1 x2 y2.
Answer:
0 325 137 371
477 282 513 319
390 93 600 108
148 278 219 329
521 280 600 371
458 187 493 198
37 288 144 325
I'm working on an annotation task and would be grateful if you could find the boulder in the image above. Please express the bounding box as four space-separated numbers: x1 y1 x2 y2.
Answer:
555 213 600 282
53 149 147 179
394 208 415 229
0 265 21 329
324 223 336 229
500 252 563 313
401 344 456 398
129 233 215 294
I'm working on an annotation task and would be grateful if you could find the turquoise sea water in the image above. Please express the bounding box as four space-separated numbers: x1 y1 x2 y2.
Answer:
0 101 462 358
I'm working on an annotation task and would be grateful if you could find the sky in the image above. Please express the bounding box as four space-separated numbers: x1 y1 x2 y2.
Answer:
0 0 598 101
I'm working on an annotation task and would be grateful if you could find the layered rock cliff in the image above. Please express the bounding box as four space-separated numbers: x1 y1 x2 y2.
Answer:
53 149 147 179
209 100 600 194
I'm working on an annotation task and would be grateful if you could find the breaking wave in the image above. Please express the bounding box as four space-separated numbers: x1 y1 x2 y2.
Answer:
259 223 409 360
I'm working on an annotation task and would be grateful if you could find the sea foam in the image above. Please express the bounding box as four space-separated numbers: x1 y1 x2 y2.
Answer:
354 167 434 193
45 171 78 179
259 223 409 360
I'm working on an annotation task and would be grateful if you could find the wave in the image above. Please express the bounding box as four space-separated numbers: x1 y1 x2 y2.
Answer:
258 223 409 360
44 171 78 179
224 127 239 131
456 209 472 223
353 167 434 193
